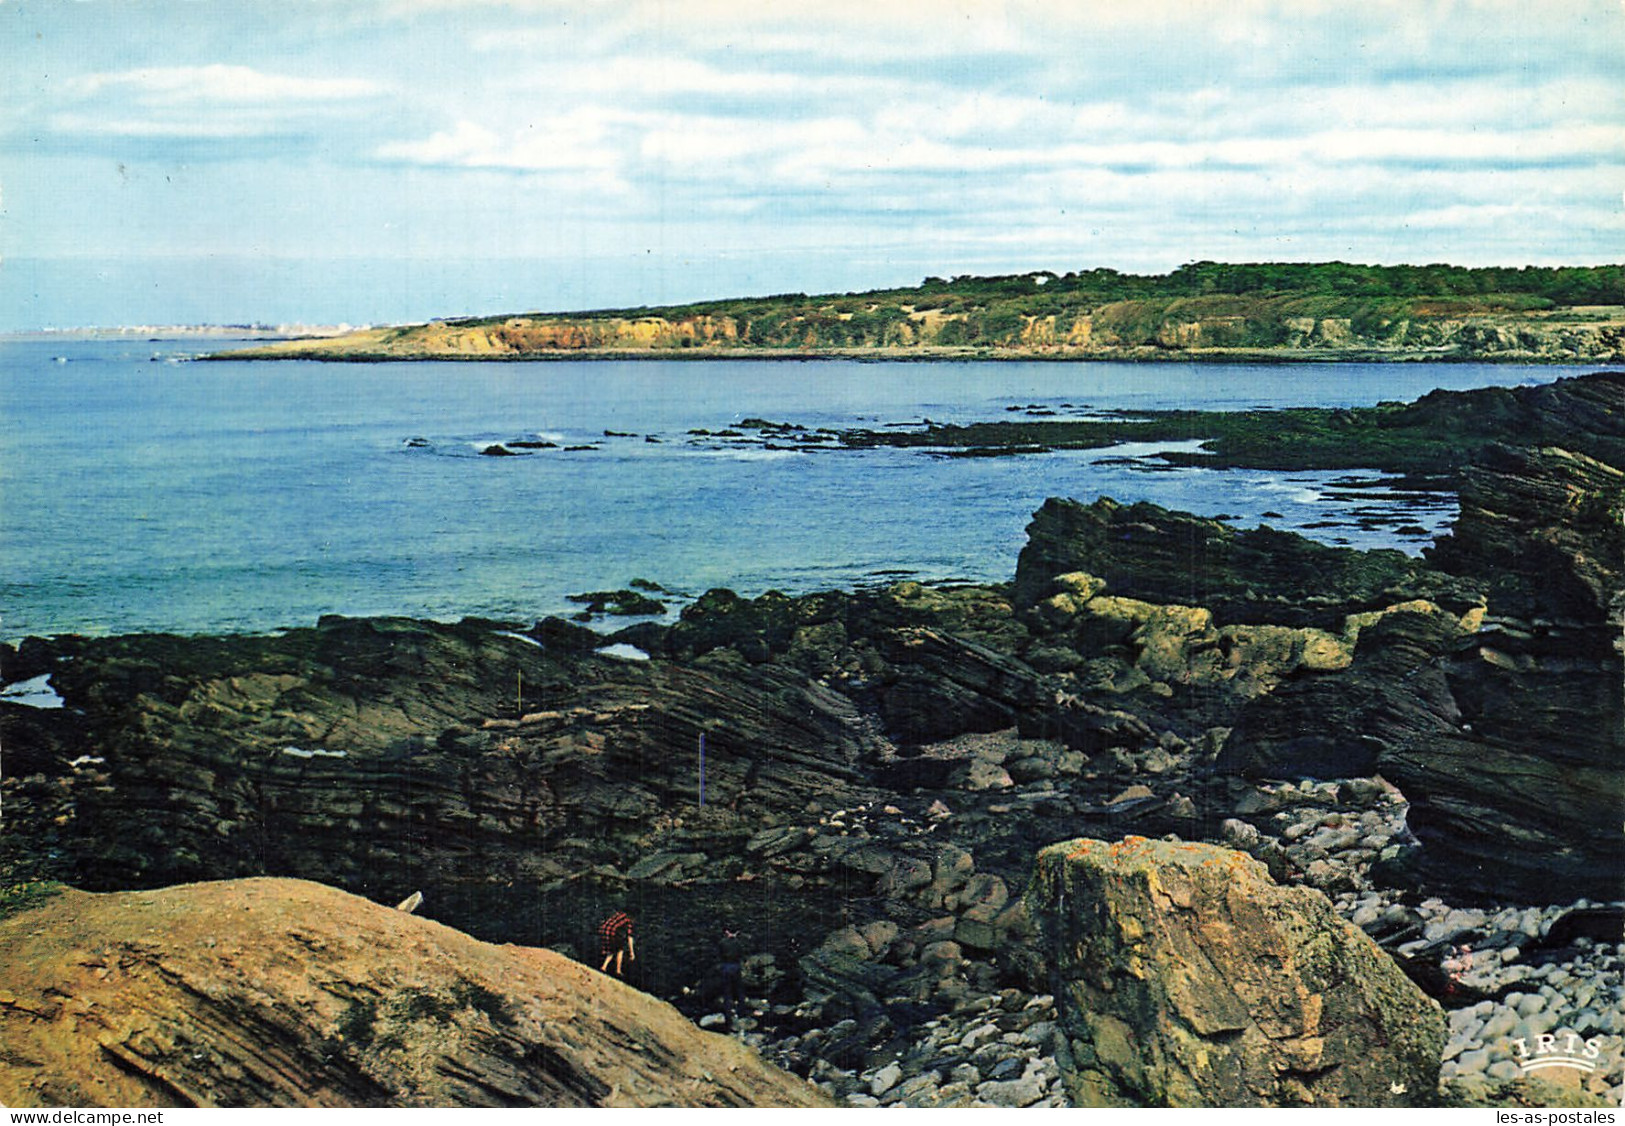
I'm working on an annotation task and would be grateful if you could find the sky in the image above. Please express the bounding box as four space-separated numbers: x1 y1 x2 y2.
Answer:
1 0 1620 329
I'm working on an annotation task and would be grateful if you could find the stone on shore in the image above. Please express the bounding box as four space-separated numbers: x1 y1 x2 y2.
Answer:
1028 836 1445 1107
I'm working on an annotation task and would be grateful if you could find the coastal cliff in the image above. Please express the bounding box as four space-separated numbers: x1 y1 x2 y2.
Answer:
225 302 1624 363
214 262 1624 363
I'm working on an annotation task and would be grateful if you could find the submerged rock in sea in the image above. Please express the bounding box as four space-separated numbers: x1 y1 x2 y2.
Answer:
0 877 829 1108
1027 836 1445 1107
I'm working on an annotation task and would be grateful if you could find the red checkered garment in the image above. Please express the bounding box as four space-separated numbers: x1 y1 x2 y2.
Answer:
597 911 633 959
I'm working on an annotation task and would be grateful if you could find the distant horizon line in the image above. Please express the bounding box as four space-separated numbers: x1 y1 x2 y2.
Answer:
4 257 1619 336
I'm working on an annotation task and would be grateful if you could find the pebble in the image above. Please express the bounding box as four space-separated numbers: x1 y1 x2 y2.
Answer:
960 1022 1000 1050
976 1069 1046 1107
1445 908 1487 932
1514 994 1546 1017
869 1062 903 1096
1314 828 1363 852
893 1072 941 1102
986 1057 1026 1081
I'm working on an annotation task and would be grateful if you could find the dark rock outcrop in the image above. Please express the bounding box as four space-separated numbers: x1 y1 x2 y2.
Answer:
875 627 1050 742
1013 496 1481 628
1426 443 1624 623
0 878 829 1108
1392 372 1625 479
1 616 883 902
1028 837 1445 1107
1221 440 1624 900
843 372 1625 481
1218 607 1469 780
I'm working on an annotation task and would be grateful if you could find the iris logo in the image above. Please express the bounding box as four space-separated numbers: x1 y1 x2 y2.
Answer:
1511 1033 1607 1074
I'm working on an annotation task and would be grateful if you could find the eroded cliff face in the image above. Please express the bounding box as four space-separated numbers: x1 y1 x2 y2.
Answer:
221 299 1624 361
0 878 830 1108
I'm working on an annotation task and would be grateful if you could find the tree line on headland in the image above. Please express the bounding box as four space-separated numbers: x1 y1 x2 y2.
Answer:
222 261 1623 360
632 261 1625 315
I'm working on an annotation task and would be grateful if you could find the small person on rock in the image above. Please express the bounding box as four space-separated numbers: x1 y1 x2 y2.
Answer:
597 910 635 978
716 927 745 1016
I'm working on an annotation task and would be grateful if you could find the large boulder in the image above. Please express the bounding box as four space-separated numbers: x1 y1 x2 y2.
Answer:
1027 836 1444 1107
0 878 829 1108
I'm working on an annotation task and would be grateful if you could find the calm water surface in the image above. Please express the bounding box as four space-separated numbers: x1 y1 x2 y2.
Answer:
0 339 1594 642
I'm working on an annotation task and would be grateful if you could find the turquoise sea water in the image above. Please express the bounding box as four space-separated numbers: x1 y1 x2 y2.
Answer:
0 339 1596 642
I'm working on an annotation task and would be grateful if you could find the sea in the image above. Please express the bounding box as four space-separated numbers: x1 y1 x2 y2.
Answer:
0 337 1601 644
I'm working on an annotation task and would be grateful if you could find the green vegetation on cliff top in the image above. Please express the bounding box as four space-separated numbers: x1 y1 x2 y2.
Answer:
223 261 1624 361
519 261 1623 323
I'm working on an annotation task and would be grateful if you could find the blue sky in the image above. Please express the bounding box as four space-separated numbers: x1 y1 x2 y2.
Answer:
1 0 1620 328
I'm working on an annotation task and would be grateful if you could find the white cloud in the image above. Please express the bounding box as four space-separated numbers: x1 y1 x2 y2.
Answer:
46 112 289 139
10 0 1619 301
473 0 1031 61
376 119 507 164
508 56 835 100
70 65 386 105
374 113 633 196
42 64 390 143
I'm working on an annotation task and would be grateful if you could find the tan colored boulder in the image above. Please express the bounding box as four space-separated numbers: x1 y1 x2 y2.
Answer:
1028 837 1444 1107
0 878 829 1109
1129 605 1216 683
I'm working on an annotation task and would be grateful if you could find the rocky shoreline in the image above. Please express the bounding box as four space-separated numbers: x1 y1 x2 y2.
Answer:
209 343 1618 365
2 372 1620 1108
209 285 1625 366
